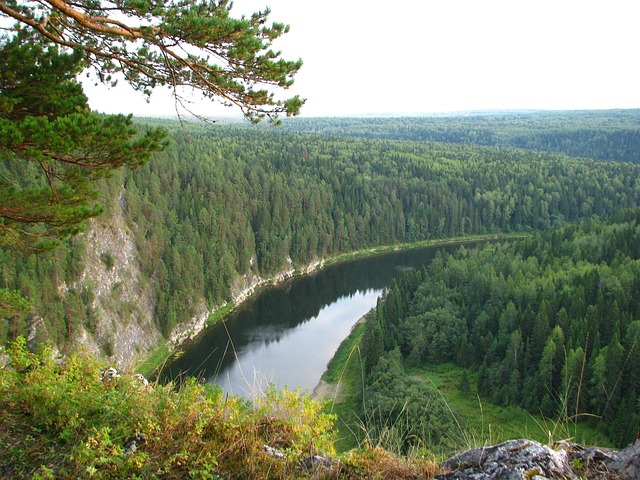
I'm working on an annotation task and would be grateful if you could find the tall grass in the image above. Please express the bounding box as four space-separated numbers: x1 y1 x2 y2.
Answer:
320 323 612 460
1 337 446 478
411 364 612 449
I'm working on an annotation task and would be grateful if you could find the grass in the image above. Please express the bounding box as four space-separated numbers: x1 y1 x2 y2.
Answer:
135 342 172 379
2 338 440 479
205 301 235 327
319 325 613 456
408 363 613 449
319 320 369 453
323 320 366 385
1 335 616 479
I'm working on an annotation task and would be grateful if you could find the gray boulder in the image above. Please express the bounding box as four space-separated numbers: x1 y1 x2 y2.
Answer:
608 438 640 479
436 439 575 480
437 438 640 480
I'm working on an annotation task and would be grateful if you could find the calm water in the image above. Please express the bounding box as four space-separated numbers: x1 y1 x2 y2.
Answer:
161 244 465 397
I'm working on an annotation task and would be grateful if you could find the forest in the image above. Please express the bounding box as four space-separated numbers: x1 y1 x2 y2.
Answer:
2 112 640 351
276 109 640 164
360 210 640 448
3 0 640 474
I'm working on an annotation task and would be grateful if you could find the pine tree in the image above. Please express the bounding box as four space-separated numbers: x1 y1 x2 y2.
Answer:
1 0 303 314
0 0 303 123
1 33 168 252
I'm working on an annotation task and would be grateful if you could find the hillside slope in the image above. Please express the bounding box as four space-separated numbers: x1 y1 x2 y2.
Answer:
2 121 640 367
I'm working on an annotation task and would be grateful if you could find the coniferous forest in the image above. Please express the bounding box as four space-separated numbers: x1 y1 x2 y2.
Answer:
361 211 640 448
6 0 640 475
2 111 640 456
2 113 640 349
277 110 640 164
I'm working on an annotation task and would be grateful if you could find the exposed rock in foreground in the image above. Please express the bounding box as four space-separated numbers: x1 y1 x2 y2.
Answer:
605 438 640 480
436 438 640 479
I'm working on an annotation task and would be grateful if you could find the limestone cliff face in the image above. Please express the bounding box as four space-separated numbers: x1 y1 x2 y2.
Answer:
73 194 161 369
64 193 328 369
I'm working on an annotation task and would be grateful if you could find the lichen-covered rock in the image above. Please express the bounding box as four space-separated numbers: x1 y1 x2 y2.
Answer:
436 438 640 480
74 196 161 369
557 441 617 478
436 439 575 480
608 439 640 480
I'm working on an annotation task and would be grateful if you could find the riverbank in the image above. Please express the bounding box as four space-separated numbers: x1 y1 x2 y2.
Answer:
311 314 367 401
138 233 526 378
313 317 369 451
318 233 527 269
315 326 612 455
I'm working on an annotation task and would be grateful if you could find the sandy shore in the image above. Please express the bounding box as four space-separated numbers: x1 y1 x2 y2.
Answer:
311 379 341 401
311 314 369 401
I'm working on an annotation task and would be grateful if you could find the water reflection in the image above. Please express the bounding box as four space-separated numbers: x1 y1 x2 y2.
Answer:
214 289 381 398
161 244 460 396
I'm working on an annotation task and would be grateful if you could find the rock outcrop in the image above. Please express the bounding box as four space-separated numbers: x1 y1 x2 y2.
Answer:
69 193 160 369
607 439 640 479
436 438 640 480
57 189 330 370
436 439 572 480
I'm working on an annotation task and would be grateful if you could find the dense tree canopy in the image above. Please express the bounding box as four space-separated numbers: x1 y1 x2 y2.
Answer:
3 121 639 349
1 0 302 250
1 0 303 322
361 211 640 447
278 111 640 164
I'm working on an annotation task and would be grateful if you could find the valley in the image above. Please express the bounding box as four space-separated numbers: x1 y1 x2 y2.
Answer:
3 110 640 477
3 2 639 475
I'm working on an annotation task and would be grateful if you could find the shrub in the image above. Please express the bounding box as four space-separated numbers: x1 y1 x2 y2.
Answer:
0 338 338 478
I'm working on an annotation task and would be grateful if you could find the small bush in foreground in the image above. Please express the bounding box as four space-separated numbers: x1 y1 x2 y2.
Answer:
0 338 339 478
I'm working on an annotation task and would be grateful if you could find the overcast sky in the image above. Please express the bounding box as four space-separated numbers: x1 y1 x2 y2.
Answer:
84 0 640 118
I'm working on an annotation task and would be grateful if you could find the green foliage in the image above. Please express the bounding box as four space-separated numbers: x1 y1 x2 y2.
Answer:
0 0 303 123
411 363 610 450
1 0 303 319
0 337 445 478
0 33 168 253
134 342 172 380
0 238 100 346
0 288 30 317
361 212 640 447
4 114 640 354
0 338 341 479
279 110 640 164
323 320 366 384
0 287 30 344
318 320 368 452
99 252 114 270
114 121 640 337
362 348 462 455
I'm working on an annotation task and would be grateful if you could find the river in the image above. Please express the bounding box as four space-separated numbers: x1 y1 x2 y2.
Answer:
160 243 466 397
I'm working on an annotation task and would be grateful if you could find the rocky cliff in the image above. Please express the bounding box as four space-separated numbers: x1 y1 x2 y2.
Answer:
71 193 161 368
54 191 328 370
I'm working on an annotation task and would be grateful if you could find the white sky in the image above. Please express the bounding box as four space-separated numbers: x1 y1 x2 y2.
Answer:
84 0 640 118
